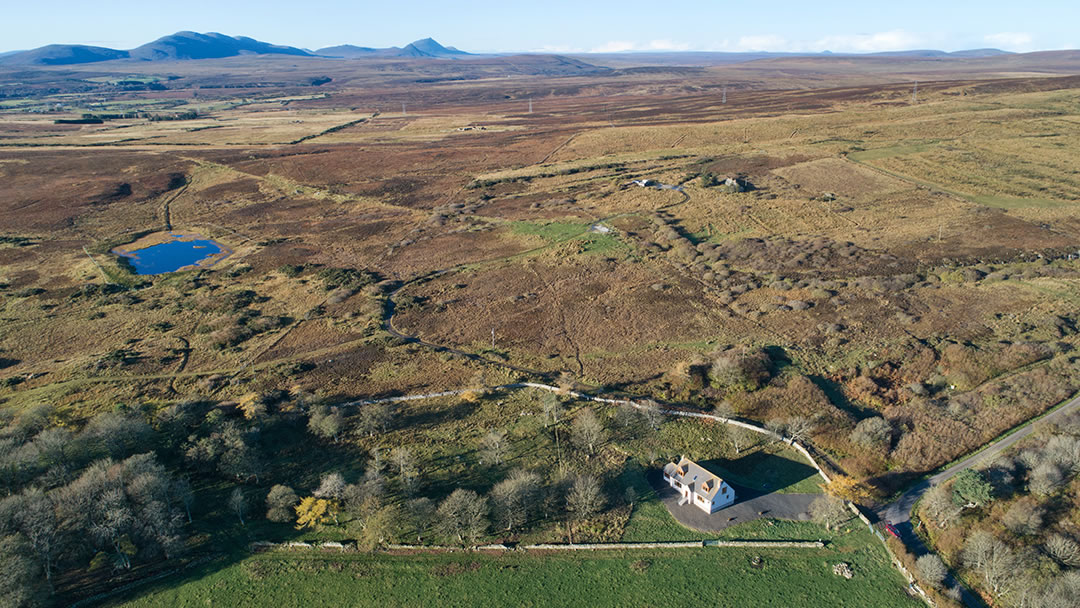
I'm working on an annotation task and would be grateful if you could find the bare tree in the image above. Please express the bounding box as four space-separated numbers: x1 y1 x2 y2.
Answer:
1035 572 1080 608
315 473 346 501
729 426 757 455
33 427 74 468
785 417 816 443
711 401 734 420
916 554 948 589
369 447 385 476
490 470 541 532
614 402 641 434
436 489 489 546
809 495 849 531
390 447 419 493
390 447 416 477
1046 534 1080 568
228 488 247 526
83 412 153 459
541 392 563 426
922 483 962 528
171 478 195 523
1029 461 1066 496
962 531 1021 598
640 400 663 431
406 497 436 543
266 485 300 523
481 429 508 466
571 408 606 457
1002 499 1045 536
16 488 60 584
566 475 605 521
0 534 48 608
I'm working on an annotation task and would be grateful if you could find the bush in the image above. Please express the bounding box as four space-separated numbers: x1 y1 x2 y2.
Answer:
709 348 771 392
850 417 892 449
916 554 947 589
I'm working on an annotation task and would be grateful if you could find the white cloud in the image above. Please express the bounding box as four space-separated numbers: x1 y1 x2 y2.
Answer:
718 30 940 54
529 44 586 54
590 40 637 53
984 32 1034 50
814 30 925 53
643 39 691 51
585 39 693 53
733 35 790 52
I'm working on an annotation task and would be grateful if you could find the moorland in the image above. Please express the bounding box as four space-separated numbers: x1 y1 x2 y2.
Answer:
3 44 1080 607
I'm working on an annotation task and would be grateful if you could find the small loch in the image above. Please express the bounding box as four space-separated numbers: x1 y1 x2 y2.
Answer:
112 231 231 275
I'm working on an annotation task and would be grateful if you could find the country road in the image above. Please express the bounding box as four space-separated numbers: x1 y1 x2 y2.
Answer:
876 390 1080 608
879 390 1080 527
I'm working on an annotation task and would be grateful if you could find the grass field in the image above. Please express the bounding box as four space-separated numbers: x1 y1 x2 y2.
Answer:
106 524 919 608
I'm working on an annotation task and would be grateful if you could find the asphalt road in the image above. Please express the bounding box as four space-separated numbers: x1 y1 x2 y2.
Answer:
875 391 1080 608
879 391 1080 527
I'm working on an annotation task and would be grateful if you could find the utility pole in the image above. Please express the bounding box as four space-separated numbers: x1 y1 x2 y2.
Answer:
528 98 533 113
401 102 407 116
722 86 727 105
912 81 918 105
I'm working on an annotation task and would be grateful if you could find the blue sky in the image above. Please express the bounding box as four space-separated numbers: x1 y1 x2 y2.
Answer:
2 0 1077 53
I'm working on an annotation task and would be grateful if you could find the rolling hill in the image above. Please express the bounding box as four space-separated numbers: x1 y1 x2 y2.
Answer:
315 38 471 58
0 33 474 66
0 44 130 66
128 31 313 61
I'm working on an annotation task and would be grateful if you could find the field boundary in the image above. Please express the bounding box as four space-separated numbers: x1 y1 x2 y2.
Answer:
250 539 826 553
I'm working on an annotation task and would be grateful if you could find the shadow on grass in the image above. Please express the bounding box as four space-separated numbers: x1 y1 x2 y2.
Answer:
807 374 875 420
699 449 819 494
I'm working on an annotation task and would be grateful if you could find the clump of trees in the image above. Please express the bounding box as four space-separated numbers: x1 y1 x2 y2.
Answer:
709 347 772 392
918 411 1080 605
1 452 187 585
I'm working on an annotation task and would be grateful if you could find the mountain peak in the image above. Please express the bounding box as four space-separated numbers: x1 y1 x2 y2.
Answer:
402 38 469 57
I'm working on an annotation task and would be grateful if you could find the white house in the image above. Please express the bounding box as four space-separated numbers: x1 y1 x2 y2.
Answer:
662 457 735 514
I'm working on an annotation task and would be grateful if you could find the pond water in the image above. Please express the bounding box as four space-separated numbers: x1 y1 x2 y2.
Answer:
114 235 226 275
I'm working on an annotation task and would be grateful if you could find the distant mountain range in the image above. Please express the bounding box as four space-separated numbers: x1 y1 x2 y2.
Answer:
316 38 470 59
0 32 472 66
0 31 1025 68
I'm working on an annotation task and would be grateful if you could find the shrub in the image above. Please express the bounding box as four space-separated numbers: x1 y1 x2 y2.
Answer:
850 417 893 449
916 554 948 589
709 348 771 392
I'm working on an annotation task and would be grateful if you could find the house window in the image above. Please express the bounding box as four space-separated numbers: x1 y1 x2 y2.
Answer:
675 481 682 488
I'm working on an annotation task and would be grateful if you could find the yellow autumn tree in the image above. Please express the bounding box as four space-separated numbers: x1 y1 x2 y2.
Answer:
823 475 870 503
294 497 339 529
237 392 267 421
